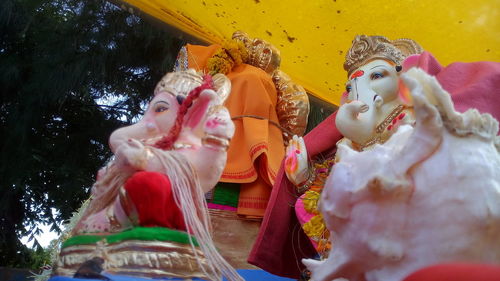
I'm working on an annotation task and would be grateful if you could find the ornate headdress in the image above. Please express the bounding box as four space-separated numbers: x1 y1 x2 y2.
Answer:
343 35 423 77
154 69 231 103
232 30 281 74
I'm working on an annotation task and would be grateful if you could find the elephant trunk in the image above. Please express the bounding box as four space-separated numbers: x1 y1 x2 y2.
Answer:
335 100 377 144
109 122 158 153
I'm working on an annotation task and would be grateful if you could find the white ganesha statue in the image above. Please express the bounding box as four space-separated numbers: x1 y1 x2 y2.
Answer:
303 67 500 281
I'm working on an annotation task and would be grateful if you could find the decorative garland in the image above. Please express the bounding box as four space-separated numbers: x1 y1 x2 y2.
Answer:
207 40 248 75
300 157 335 257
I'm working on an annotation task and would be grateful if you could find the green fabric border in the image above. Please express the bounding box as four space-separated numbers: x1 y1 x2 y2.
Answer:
62 227 198 248
211 182 240 207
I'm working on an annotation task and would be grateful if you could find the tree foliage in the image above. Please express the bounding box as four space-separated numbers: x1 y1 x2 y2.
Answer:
0 0 184 267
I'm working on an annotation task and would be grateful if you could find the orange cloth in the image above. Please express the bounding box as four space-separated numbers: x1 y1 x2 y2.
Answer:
185 44 285 218
237 173 272 218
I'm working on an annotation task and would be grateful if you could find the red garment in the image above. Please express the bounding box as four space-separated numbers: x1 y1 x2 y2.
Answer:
249 53 500 278
248 112 342 278
124 171 186 231
403 263 500 281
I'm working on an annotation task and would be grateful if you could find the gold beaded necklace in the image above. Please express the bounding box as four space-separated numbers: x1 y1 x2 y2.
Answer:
354 104 411 151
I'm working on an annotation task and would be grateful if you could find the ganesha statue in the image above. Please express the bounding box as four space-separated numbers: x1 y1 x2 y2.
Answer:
282 35 500 280
286 36 424 187
335 36 424 151
284 36 424 258
291 36 500 280
52 70 243 281
304 66 500 281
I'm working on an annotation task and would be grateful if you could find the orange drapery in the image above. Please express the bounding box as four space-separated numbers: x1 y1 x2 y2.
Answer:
186 44 285 217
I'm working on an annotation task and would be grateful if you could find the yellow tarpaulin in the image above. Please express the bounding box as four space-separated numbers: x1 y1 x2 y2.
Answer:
120 0 499 105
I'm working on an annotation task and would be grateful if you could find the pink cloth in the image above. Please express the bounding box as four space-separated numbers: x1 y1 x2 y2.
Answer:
406 51 500 122
249 53 500 278
207 203 237 212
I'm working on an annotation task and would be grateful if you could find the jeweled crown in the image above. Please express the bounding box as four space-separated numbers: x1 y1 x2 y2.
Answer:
155 69 203 98
343 35 423 77
154 69 231 102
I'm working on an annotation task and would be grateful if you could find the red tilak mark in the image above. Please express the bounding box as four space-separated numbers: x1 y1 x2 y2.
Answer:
350 70 364 79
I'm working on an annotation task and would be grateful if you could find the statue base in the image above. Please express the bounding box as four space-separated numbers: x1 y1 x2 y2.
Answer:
55 227 208 279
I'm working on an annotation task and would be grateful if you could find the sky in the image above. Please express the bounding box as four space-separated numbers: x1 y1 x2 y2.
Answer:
21 208 65 248
21 223 63 248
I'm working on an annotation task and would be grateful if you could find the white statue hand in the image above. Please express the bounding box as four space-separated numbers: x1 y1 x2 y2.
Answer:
204 105 234 138
284 135 310 186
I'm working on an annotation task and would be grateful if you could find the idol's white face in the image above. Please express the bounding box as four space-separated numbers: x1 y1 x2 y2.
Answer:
108 91 180 152
345 59 399 107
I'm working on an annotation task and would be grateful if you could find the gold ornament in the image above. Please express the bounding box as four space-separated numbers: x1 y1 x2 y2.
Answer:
232 30 281 74
272 70 310 140
232 31 309 142
56 239 209 279
344 35 423 77
154 70 231 104
353 105 413 151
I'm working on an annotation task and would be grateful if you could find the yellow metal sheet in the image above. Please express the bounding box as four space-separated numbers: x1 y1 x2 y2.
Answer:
121 0 500 105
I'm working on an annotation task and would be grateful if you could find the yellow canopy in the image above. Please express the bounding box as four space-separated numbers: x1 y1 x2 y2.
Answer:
120 0 500 105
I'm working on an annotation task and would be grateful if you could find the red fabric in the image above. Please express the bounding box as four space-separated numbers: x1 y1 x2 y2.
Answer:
248 112 342 278
249 52 500 278
303 111 341 156
124 171 186 231
403 263 500 281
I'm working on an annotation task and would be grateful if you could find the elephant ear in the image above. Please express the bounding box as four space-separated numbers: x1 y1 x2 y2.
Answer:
181 74 229 131
182 90 214 130
212 73 231 104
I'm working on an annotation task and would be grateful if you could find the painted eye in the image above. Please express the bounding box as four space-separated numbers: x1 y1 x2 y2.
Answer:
153 101 170 113
371 72 384 80
155 105 168 113
346 85 352 92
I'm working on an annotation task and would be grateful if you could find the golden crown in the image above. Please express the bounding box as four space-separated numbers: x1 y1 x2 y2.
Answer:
154 69 231 103
343 35 423 77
